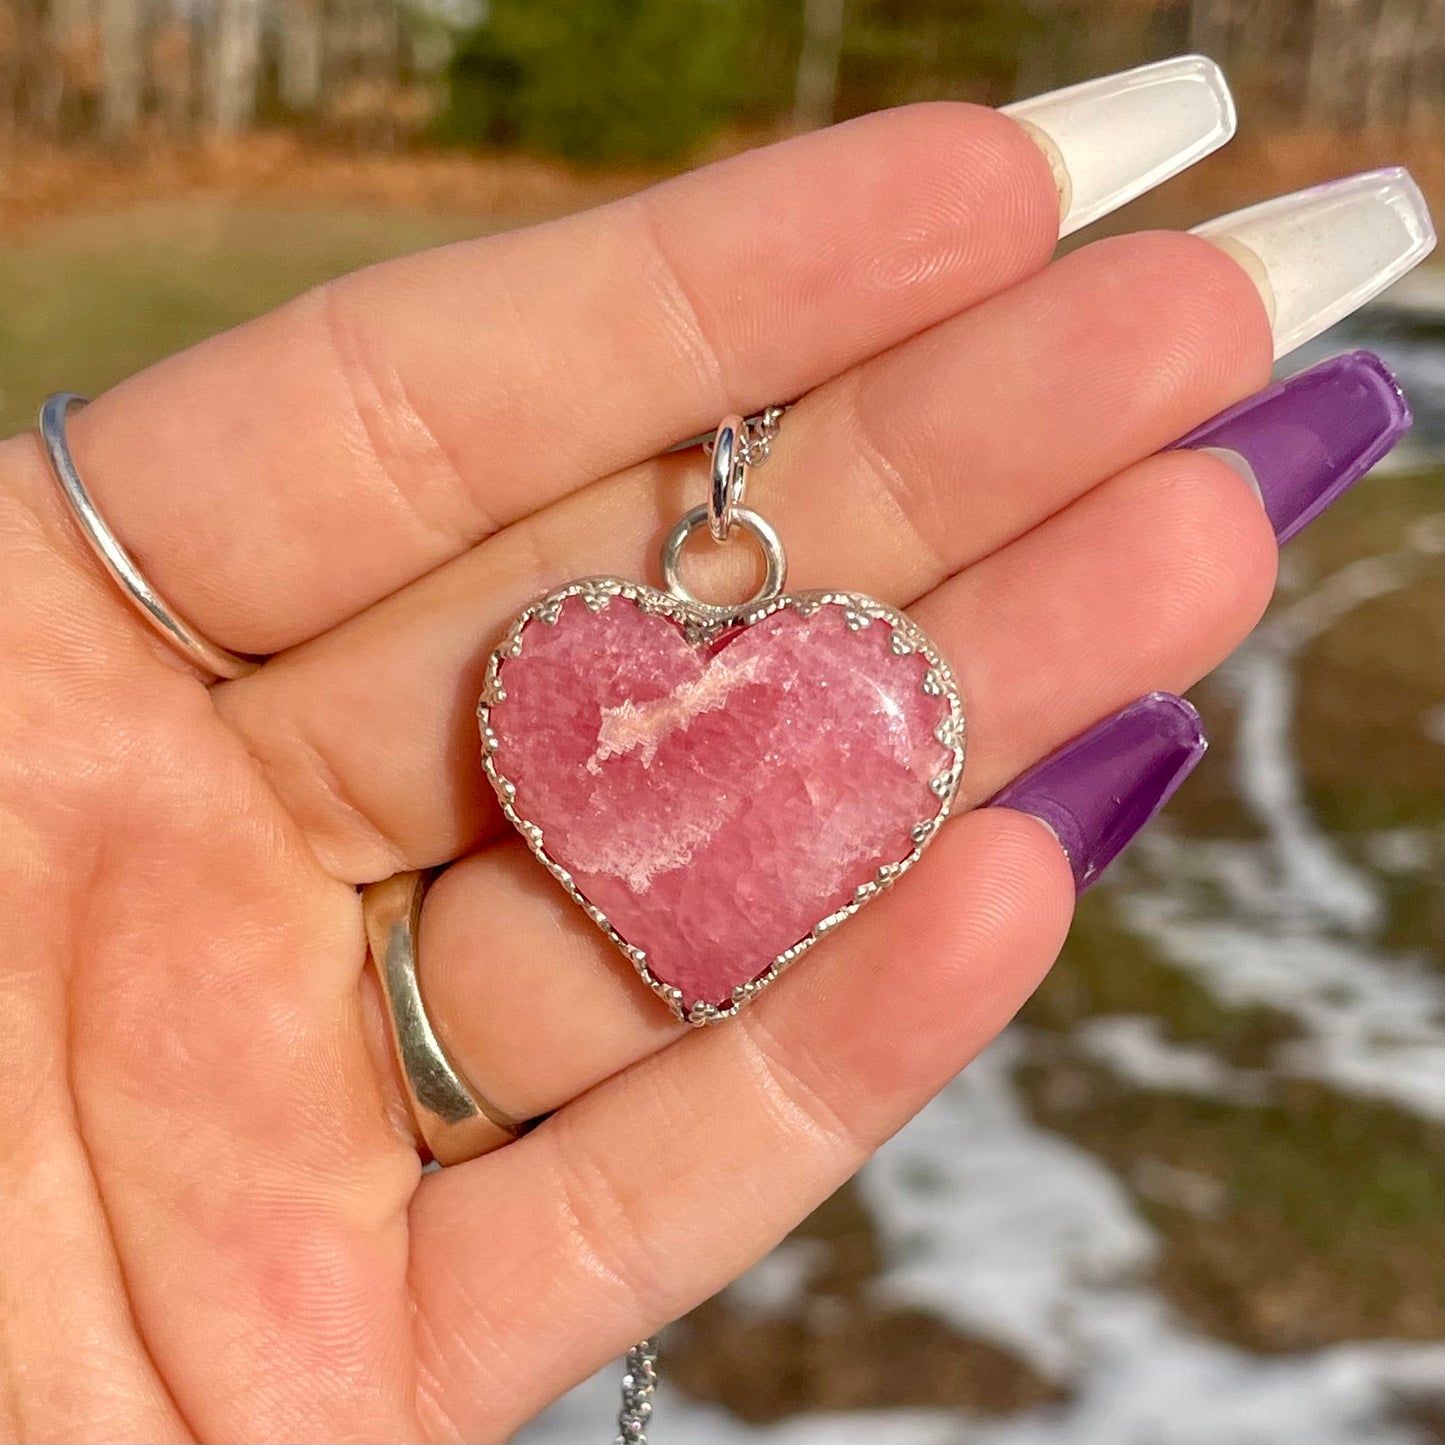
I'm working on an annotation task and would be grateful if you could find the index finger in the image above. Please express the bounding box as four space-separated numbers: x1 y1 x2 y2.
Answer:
8 59 1234 656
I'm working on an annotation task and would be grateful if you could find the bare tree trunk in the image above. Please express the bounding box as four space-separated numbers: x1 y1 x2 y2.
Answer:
1306 0 1346 125
0 0 19 142
1009 8 1068 105
40 0 93 134
1306 0 1381 127
1363 0 1419 124
278 0 324 113
322 0 406 144
151 16 193 134
1406 0 1444 130
100 0 145 141
1187 0 1233 63
206 0 263 134
792 0 845 131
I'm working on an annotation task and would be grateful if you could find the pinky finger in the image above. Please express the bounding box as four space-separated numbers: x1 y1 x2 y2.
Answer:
405 807 1074 1441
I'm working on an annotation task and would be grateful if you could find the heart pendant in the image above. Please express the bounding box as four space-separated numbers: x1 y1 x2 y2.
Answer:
477 413 965 1023
478 577 964 1024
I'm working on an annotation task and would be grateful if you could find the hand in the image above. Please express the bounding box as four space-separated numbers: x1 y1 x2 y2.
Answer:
0 92 1420 1441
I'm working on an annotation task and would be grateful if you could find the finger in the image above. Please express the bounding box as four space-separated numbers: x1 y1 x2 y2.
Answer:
406 805 1075 1440
405 446 1276 1126
219 231 1270 879
8 104 1059 656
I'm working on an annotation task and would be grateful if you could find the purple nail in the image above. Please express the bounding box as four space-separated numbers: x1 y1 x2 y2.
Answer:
1173 350 1411 545
990 693 1207 893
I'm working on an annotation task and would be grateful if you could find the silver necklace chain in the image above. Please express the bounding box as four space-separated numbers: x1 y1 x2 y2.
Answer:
611 404 787 1444
732 404 787 468
613 1338 660 1443
671 404 789 464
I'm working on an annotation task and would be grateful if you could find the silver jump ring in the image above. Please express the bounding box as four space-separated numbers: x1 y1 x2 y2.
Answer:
708 413 747 542
37 393 260 680
660 504 788 610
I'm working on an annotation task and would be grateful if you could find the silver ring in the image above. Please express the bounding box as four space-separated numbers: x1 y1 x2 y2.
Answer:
708 413 747 542
660 503 788 610
38 393 260 680
361 872 526 1166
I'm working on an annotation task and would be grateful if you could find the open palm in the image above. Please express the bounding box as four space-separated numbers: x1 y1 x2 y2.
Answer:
0 104 1279 1442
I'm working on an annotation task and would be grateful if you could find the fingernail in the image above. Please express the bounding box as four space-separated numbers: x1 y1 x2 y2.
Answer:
990 693 1207 893
1191 168 1437 358
1175 350 1412 543
1003 55 1235 238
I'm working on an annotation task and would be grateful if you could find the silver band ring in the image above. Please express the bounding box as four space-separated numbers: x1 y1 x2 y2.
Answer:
38 393 260 680
361 872 526 1166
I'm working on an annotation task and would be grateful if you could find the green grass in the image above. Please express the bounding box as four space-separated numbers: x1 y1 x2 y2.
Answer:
1020 1057 1445 1351
1022 889 1303 1068
0 200 496 437
1291 469 1445 835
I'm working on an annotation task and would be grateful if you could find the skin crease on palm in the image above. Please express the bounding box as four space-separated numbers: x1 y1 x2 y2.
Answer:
0 104 1282 1443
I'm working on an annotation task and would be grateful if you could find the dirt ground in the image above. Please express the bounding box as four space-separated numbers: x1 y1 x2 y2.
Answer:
2 124 1441 240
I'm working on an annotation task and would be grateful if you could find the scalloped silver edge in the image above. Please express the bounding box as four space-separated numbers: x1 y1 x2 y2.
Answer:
477 577 967 1026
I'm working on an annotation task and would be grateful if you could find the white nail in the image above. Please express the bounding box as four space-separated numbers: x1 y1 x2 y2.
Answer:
1003 55 1235 238
1192 168 1438 359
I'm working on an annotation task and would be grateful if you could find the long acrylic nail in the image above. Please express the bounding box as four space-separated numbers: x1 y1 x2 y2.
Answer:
1176 350 1412 543
990 693 1207 892
1191 168 1436 359
1002 55 1235 239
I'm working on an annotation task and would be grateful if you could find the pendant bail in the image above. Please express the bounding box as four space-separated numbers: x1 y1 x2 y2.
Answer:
661 407 789 608
708 413 748 542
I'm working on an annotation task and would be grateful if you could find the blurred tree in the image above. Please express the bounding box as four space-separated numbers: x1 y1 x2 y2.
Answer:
151 16 194 135
277 0 326 112
0 0 1438 155
1177 0 1442 133
435 0 776 161
41 0 99 136
206 0 265 132
840 0 1050 110
322 0 427 147
793 0 846 128
99 0 142 138
433 0 1061 160
0 0 21 139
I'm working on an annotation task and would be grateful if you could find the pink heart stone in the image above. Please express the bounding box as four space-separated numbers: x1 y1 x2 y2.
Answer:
479 582 963 1022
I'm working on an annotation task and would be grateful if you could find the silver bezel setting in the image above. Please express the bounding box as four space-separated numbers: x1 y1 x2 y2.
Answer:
477 577 967 1026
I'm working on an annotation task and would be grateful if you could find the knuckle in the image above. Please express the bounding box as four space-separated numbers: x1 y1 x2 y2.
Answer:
313 280 482 548
736 1009 873 1164
544 1123 675 1325
1130 449 1280 656
1078 230 1274 381
839 370 951 579
223 688 409 881
632 196 730 410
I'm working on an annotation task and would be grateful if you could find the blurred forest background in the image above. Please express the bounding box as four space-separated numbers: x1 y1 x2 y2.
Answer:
0 1 1442 1441
1 0 1440 368
1 0 1443 151
0 0 1441 163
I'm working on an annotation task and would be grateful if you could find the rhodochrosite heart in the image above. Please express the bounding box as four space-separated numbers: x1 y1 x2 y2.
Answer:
478 579 965 1023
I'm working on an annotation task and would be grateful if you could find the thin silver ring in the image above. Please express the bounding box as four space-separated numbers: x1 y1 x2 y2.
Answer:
660 503 788 610
38 393 260 680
